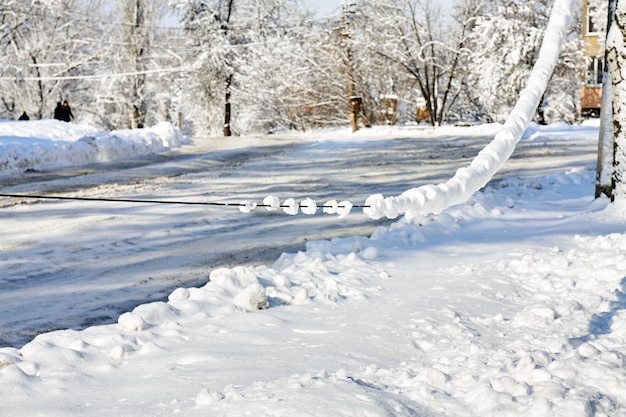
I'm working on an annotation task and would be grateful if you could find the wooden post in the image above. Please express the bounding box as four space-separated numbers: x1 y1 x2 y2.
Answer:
178 112 183 130
349 96 362 133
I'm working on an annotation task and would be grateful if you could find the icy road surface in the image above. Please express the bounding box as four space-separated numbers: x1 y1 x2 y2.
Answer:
0 126 595 347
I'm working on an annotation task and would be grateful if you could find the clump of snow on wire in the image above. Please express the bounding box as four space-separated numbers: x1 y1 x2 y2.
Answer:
0 119 188 177
240 196 354 218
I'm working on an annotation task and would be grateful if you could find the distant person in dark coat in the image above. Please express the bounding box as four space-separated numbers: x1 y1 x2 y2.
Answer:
54 102 63 121
18 111 29 121
61 100 74 122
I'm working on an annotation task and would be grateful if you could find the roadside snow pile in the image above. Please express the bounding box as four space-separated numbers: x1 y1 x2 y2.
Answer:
2 157 626 415
522 120 601 141
0 120 187 177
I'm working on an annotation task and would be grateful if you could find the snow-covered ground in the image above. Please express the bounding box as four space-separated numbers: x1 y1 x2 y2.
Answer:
0 120 505 348
2 118 626 416
0 119 188 177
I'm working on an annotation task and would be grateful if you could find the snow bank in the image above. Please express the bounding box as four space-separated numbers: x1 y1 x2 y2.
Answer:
0 120 188 177
3 161 626 416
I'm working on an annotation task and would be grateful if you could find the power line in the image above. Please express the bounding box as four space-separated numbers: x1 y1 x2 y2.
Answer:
0 193 239 207
0 30 323 82
0 193 369 213
0 65 190 81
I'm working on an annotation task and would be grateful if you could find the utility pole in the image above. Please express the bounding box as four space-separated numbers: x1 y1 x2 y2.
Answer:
340 2 362 133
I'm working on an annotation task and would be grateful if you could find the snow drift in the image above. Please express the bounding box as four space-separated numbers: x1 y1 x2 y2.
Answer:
0 120 187 177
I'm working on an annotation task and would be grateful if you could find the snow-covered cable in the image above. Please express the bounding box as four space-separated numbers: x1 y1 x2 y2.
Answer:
363 0 575 221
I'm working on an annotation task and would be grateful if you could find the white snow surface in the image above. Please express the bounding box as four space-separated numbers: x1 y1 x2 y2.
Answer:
0 120 188 176
2 117 626 416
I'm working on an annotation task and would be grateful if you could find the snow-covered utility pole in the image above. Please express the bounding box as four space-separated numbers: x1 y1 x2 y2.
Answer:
596 0 616 198
607 0 626 201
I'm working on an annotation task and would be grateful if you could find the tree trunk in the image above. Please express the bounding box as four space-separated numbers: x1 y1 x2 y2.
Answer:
346 46 359 133
131 104 145 129
30 54 44 119
596 0 617 198
596 67 615 198
224 74 233 137
609 0 626 201
127 0 146 129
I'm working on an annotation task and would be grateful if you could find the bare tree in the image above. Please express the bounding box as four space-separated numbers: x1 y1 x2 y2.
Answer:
0 0 106 120
103 0 167 129
172 0 236 136
359 0 483 126
607 0 626 201
172 0 318 136
466 0 582 124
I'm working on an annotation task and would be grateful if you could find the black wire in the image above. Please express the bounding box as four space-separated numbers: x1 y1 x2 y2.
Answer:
0 193 234 206
0 193 370 209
